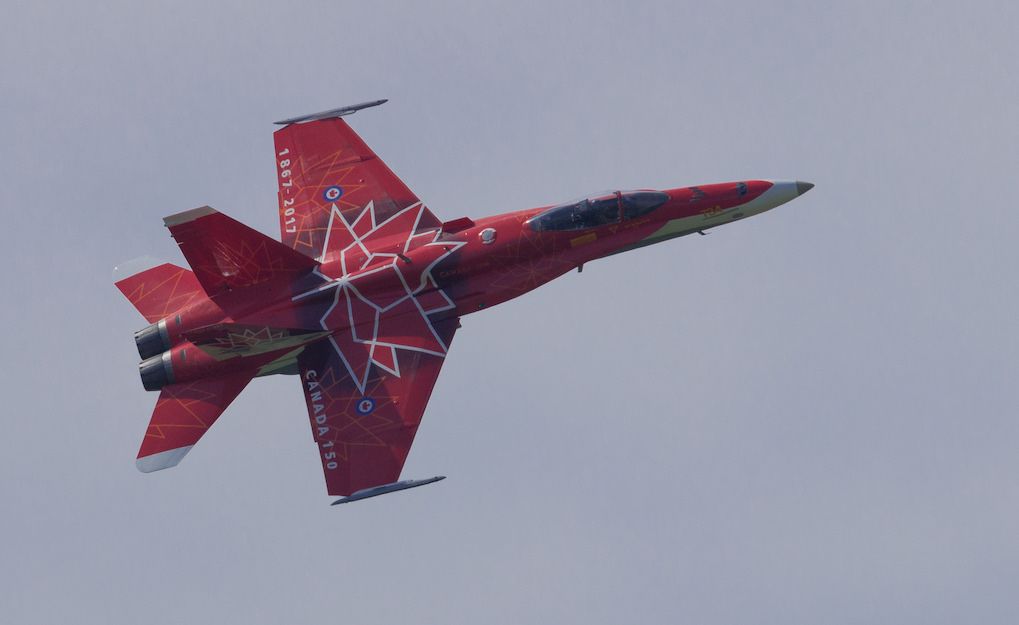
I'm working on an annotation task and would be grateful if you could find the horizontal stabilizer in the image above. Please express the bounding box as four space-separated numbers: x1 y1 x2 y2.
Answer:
136 371 256 472
164 206 319 297
331 476 445 505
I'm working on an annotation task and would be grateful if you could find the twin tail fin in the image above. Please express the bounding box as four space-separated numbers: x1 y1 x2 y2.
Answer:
116 206 320 473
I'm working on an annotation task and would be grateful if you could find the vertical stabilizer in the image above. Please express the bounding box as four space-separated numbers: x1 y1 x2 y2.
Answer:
113 256 209 324
164 206 319 297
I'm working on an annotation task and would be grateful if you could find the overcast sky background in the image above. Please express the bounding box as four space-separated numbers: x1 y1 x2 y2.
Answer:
3 1 1018 623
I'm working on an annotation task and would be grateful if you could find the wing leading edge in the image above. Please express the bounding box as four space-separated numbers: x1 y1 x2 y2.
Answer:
273 110 442 261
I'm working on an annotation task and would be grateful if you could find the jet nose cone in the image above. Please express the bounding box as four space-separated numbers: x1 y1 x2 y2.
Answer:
796 181 814 196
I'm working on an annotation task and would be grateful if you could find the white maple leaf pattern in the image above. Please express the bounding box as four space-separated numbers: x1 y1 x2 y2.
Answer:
314 201 464 393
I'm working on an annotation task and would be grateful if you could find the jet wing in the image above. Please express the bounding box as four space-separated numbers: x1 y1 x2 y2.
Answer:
296 317 458 497
273 114 442 261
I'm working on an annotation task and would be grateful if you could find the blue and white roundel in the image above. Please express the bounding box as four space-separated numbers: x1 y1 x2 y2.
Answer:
323 186 343 202
355 398 376 415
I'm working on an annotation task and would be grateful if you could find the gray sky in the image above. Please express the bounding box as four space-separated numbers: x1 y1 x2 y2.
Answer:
3 1 1018 623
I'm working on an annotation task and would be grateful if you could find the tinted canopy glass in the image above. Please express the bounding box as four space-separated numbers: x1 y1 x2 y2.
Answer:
528 191 669 232
620 191 669 219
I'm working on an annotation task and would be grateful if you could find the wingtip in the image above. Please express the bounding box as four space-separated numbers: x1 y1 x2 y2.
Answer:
274 99 389 125
330 475 446 505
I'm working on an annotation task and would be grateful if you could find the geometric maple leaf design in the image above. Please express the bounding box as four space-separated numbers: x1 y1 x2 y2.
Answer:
211 327 286 350
315 201 464 392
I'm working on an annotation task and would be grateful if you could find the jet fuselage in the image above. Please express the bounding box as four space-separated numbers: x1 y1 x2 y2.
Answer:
115 101 813 499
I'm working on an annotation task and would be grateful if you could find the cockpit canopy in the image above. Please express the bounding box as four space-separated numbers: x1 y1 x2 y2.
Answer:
527 190 670 232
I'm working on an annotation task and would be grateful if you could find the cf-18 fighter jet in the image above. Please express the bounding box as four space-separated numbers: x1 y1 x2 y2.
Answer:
115 100 812 504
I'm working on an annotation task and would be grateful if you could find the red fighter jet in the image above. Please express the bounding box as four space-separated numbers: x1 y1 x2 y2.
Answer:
114 100 813 504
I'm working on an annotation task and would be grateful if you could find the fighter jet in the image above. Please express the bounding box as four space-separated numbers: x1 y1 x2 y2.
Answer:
114 100 813 504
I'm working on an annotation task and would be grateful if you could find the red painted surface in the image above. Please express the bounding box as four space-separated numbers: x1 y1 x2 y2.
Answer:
116 109 810 498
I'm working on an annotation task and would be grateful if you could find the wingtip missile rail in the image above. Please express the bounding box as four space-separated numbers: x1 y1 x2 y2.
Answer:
274 99 388 125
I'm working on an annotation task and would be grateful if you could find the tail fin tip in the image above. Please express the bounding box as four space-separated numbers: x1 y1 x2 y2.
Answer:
164 206 217 228
113 255 166 285
163 206 319 297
